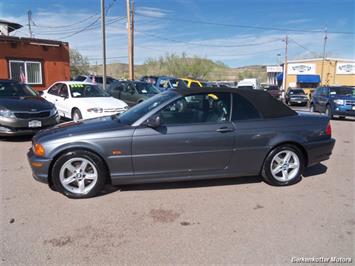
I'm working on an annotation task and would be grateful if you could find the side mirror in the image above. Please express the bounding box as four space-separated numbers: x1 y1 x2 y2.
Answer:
38 91 44 96
146 115 161 128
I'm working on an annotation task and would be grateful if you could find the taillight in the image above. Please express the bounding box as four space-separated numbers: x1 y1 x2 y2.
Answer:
325 122 332 136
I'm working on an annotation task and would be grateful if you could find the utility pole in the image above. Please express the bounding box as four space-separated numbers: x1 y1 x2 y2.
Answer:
320 26 328 86
101 0 107 90
27 10 33 38
282 35 288 96
126 0 134 80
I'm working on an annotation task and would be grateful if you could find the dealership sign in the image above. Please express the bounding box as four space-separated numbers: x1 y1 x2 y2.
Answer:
267 66 283 73
288 63 316 75
336 62 355 74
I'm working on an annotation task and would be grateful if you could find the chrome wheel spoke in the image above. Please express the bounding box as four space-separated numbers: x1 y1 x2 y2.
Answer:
283 151 292 163
78 179 85 193
66 164 77 174
79 161 88 172
282 169 289 180
84 173 96 180
289 162 298 169
272 165 282 175
62 174 76 185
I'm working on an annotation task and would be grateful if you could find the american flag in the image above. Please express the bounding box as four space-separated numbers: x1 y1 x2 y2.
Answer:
19 66 26 83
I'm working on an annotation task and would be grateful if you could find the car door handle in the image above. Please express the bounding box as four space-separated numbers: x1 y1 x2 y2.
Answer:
216 127 235 133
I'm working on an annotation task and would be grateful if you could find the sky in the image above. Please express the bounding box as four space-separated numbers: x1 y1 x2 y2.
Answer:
1 0 354 67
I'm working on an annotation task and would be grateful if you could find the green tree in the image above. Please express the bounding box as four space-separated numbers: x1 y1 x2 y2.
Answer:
69 48 90 78
140 53 226 79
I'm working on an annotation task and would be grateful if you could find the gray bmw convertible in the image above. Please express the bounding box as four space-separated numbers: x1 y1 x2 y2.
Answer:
28 88 335 198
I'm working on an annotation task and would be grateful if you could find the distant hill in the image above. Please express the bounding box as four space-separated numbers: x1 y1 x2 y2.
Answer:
90 62 267 82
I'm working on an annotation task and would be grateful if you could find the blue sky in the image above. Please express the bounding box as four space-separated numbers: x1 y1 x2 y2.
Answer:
1 0 354 67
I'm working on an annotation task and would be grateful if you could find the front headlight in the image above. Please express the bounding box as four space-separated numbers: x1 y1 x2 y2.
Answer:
0 106 15 118
87 108 103 113
49 106 58 116
334 99 344 105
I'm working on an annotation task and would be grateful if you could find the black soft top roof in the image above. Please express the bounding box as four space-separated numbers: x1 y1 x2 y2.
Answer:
173 87 297 119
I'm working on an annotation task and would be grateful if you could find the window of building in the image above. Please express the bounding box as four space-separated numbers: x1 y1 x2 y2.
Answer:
9 60 42 85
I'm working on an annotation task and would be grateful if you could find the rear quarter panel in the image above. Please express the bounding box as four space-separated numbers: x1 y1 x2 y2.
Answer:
230 113 329 176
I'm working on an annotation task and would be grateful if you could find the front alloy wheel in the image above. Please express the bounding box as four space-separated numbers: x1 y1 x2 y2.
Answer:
52 150 107 198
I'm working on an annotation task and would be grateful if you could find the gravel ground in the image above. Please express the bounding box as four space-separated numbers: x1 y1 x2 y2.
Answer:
0 113 354 265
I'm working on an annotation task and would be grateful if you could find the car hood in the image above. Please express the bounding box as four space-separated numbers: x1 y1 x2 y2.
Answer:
33 115 131 143
0 96 54 111
73 97 127 108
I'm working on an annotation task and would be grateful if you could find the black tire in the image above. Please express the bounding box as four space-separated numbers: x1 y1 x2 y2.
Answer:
52 150 107 198
325 105 333 119
72 108 82 122
261 144 304 186
339 116 346 120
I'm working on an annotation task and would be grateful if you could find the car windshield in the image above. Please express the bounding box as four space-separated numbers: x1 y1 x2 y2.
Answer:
135 83 160 94
0 82 37 97
265 86 279 91
118 91 177 125
290 90 305 95
69 84 110 98
330 87 355 96
238 86 254 90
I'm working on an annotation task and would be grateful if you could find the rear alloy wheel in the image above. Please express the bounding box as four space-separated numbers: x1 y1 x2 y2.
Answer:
262 145 304 186
52 150 107 198
325 105 333 119
72 109 82 122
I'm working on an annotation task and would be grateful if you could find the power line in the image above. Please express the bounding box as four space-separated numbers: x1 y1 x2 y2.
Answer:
136 30 282 48
288 37 319 56
135 13 355 35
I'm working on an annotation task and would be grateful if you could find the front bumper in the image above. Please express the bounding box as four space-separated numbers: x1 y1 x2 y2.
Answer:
289 98 308 105
27 149 52 184
304 138 336 167
332 105 355 117
0 114 59 136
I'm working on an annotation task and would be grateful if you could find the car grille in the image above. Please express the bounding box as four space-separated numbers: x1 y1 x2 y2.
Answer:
14 111 50 119
345 100 355 106
104 108 125 113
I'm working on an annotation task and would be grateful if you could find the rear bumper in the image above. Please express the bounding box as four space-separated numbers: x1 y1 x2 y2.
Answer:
304 138 336 167
27 149 52 184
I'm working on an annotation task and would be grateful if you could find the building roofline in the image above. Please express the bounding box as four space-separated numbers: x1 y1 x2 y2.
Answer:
285 57 355 63
0 35 68 46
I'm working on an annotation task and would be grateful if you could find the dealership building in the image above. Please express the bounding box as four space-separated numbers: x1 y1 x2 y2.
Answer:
268 58 355 92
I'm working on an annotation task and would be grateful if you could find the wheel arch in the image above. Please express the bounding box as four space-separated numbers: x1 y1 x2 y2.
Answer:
260 141 309 174
47 146 111 189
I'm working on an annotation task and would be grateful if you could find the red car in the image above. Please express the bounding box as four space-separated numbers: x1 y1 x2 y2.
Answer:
263 85 281 100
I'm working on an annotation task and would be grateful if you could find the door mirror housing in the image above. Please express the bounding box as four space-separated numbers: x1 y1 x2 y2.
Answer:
59 93 68 99
146 115 161 128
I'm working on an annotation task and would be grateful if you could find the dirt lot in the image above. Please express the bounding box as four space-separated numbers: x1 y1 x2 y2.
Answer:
0 116 354 265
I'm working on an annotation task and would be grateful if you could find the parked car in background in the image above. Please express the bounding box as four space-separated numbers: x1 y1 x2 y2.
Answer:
139 76 159 85
181 78 204 88
262 84 281 100
28 87 335 198
107 80 160 106
285 88 309 106
155 76 188 90
41 82 128 122
310 86 355 119
237 78 260 90
0 80 59 136
74 75 117 87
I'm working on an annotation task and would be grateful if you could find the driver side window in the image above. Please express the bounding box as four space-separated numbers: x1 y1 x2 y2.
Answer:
157 93 231 125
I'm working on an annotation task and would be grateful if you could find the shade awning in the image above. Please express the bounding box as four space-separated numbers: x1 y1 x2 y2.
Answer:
276 72 283 81
297 74 321 83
